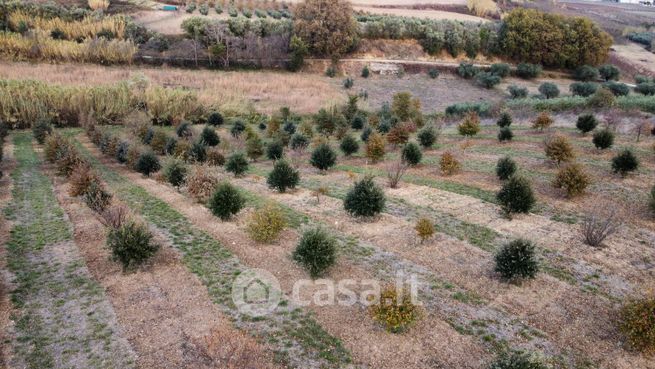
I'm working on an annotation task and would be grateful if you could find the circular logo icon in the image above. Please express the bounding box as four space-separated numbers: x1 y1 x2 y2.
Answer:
231 268 282 317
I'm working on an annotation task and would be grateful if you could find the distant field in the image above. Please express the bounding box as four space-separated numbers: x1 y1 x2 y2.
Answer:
353 5 486 21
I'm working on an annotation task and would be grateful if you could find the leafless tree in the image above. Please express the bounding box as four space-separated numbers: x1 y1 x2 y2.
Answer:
386 160 408 189
580 202 623 247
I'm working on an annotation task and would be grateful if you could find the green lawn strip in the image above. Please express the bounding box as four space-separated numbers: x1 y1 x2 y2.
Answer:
71 135 352 369
5 132 135 369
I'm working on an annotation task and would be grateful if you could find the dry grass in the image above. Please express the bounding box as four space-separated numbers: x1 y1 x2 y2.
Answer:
8 10 126 40
353 5 486 21
88 0 110 11
0 61 344 115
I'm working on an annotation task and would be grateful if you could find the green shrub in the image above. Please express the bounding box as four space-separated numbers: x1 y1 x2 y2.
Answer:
136 151 161 177
538 82 559 99
225 152 249 177
107 221 158 271
417 125 437 148
445 102 491 117
290 133 310 151
188 141 207 163
230 120 246 138
199 3 209 15
208 182 245 220
164 137 177 155
293 228 337 278
573 65 599 81
311 143 337 171
490 63 510 78
620 297 655 354
245 135 264 161
326 66 337 78
351 115 366 130
553 163 590 197
496 156 517 180
343 77 354 89
612 149 639 176
266 140 284 160
588 87 616 108
570 82 598 97
401 142 422 166
635 82 655 96
361 66 370 78
508 85 528 99
495 239 539 281
497 176 535 216
635 75 652 84
32 118 52 144
598 64 620 81
458 112 481 137
576 114 597 134
498 127 513 142
370 285 421 333
497 112 512 127
176 122 192 138
428 68 440 79
340 135 359 156
150 130 169 154
488 350 548 369
603 81 630 97
344 176 385 217
515 63 542 79
457 63 478 79
200 126 220 146
361 126 372 142
84 181 112 213
246 203 287 243
477 72 501 89
207 111 224 126
592 129 614 149
267 160 300 193
163 158 187 188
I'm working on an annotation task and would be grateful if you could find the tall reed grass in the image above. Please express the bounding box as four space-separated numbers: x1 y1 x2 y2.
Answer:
88 0 110 11
8 10 126 40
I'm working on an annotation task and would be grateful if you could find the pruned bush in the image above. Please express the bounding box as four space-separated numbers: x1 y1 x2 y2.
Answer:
545 134 575 165
136 151 161 176
497 112 512 128
490 63 510 78
293 228 337 278
495 239 539 281
176 122 192 138
588 87 616 108
266 140 284 161
580 203 621 247
107 221 158 271
458 112 481 137
225 152 249 177
401 142 422 166
230 119 246 138
200 126 220 147
488 351 549 369
440 151 461 176
267 160 300 193
496 156 517 181
84 181 112 213
573 65 599 81
508 85 528 99
516 63 542 79
576 114 598 134
338 135 359 157
603 81 630 97
497 176 535 216
162 158 187 188
370 286 420 333
365 132 386 163
553 163 590 197
246 203 287 243
344 176 385 217
188 141 207 163
417 125 438 148
33 118 52 144
186 165 219 203
498 127 513 142
620 297 655 354
415 218 434 243
599 64 620 81
208 182 245 221
457 62 479 79
538 82 559 99
612 149 639 176
532 112 553 131
477 72 501 89
592 129 614 149
570 82 598 97
635 82 655 96
311 143 337 171
207 111 224 126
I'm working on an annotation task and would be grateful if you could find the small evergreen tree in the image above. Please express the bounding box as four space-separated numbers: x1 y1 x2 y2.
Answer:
417 125 437 148
188 141 207 163
107 221 158 271
207 111 224 126
344 176 386 217
592 129 614 149
176 122 192 138
230 120 246 138
496 156 517 181
200 126 220 146
208 182 245 220
498 127 513 142
497 176 535 216
401 142 422 166
136 151 161 177
290 133 309 151
163 158 187 188
267 160 300 192
538 82 560 98
361 65 370 78
311 143 337 171
225 152 249 177
339 135 359 156
266 140 284 160
246 135 264 161
612 149 639 176
576 114 598 134
293 228 337 278
496 112 512 127
495 239 539 281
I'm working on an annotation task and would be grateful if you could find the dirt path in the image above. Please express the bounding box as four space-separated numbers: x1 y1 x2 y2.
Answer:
4 133 135 369
0 137 17 368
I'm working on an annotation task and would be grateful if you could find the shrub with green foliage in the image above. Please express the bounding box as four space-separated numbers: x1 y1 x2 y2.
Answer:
508 85 528 99
635 82 655 96
343 77 354 89
620 297 655 354
458 112 481 137
570 82 598 97
163 158 187 188
576 114 598 134
496 156 517 180
490 63 511 78
266 140 284 160
136 151 161 176
200 126 220 146
495 239 539 281
207 111 224 126
457 63 478 79
344 176 385 217
497 112 512 127
84 181 112 213
553 163 590 197
417 125 437 148
428 68 440 79
246 135 264 161
573 65 599 81
293 228 337 278
498 127 513 142
592 129 614 149
612 149 639 176
246 203 287 243
599 64 620 81
290 133 310 151
361 65 370 78
588 87 616 108
107 221 158 271
488 350 549 369
188 141 207 163
497 176 535 216
311 143 337 171
515 63 542 79
230 120 246 138
340 135 359 156
401 142 422 166
225 152 249 176
370 286 421 333
267 160 300 192
477 72 501 89
33 118 52 144
208 182 245 220
603 81 630 97
538 82 559 99
176 122 192 138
